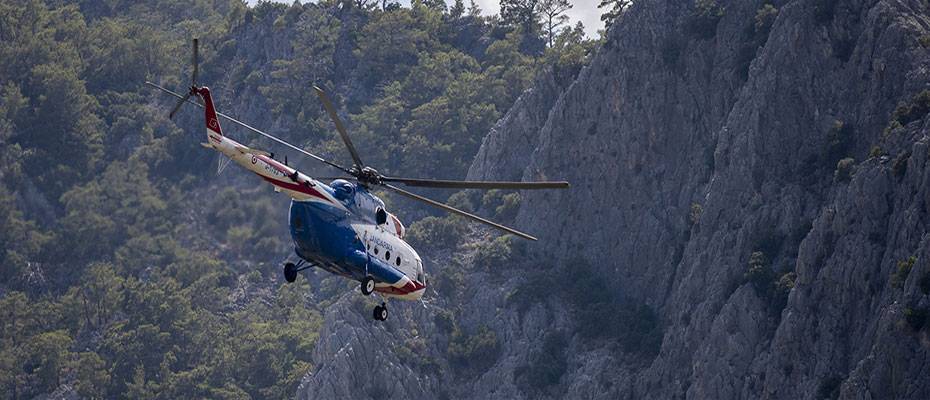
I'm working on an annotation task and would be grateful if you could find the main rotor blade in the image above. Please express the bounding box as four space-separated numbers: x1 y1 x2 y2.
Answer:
192 38 199 86
382 183 537 241
168 92 191 119
381 176 570 190
313 86 364 169
145 81 353 175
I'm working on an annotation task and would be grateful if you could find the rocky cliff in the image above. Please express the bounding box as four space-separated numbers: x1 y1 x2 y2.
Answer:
299 0 930 399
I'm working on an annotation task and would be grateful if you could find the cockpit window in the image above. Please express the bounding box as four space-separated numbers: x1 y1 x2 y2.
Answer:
331 179 355 201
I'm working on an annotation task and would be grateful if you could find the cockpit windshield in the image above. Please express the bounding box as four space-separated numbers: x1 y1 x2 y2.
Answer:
330 179 355 202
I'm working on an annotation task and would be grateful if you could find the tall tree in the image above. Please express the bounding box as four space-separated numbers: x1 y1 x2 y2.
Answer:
500 0 539 32
537 0 571 47
598 0 632 29
468 0 481 16
450 0 465 18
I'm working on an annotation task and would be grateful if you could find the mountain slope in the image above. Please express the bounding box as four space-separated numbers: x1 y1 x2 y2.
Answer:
301 0 930 399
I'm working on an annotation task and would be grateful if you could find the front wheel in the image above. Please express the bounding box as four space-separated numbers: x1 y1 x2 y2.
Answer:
360 277 375 295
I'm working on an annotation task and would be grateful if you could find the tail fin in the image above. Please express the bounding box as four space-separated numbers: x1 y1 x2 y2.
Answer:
197 87 224 144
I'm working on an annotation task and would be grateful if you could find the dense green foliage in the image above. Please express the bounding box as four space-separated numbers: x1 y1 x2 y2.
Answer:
0 0 600 397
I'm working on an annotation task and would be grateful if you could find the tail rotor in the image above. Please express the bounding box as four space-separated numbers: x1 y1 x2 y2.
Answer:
168 38 199 119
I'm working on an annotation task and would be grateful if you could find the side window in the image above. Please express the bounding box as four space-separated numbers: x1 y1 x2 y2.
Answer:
385 251 391 261
374 247 379 255
395 256 401 266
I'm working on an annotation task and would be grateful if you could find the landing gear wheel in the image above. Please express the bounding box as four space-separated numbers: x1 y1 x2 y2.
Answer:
361 277 375 295
373 304 388 321
284 262 297 283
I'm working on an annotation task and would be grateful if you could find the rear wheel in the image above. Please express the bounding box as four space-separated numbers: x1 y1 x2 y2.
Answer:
284 262 297 283
361 277 375 295
372 304 388 321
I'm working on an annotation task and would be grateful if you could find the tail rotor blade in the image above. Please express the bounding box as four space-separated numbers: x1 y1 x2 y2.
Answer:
168 92 191 119
191 38 199 86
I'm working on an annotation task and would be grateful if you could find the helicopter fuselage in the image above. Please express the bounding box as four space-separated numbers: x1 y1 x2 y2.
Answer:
203 96 425 300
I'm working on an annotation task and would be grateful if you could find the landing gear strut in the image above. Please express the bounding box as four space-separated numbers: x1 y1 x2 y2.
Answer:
373 302 388 321
283 260 311 283
360 277 375 295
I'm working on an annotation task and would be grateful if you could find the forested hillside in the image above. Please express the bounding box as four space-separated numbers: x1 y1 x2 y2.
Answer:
0 0 596 398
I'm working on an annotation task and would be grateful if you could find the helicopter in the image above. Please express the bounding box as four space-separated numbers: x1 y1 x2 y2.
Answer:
146 40 569 321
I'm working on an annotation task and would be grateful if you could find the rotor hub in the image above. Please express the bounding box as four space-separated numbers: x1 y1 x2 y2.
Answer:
354 166 382 186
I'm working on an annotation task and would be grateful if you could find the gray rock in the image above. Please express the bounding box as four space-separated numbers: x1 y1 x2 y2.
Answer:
299 0 930 398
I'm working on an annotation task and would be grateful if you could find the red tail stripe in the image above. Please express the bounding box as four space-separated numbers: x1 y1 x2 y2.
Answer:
198 87 223 135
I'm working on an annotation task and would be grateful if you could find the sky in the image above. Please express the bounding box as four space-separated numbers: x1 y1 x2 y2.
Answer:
456 0 604 37
248 0 605 37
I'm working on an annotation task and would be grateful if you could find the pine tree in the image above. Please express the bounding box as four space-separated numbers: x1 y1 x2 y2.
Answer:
537 0 572 47
598 0 632 29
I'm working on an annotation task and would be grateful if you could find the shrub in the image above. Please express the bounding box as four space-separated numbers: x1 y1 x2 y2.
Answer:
920 34 930 49
474 235 515 270
496 193 522 220
434 309 455 333
447 325 500 370
689 203 703 225
834 158 855 182
687 0 725 39
891 90 930 126
891 256 916 289
903 307 928 331
406 215 465 248
868 145 884 158
755 4 778 33
772 272 797 311
745 251 775 295
481 189 522 220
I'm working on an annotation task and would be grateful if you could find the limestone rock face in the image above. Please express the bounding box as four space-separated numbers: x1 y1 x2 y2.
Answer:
300 0 930 399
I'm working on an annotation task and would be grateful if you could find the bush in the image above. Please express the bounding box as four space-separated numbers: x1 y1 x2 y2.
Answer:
447 325 500 370
473 235 515 270
868 145 884 158
834 158 855 182
903 307 928 331
920 34 930 49
406 215 465 248
755 4 778 33
891 256 916 289
744 251 774 294
891 90 930 126
689 203 703 225
687 0 725 39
